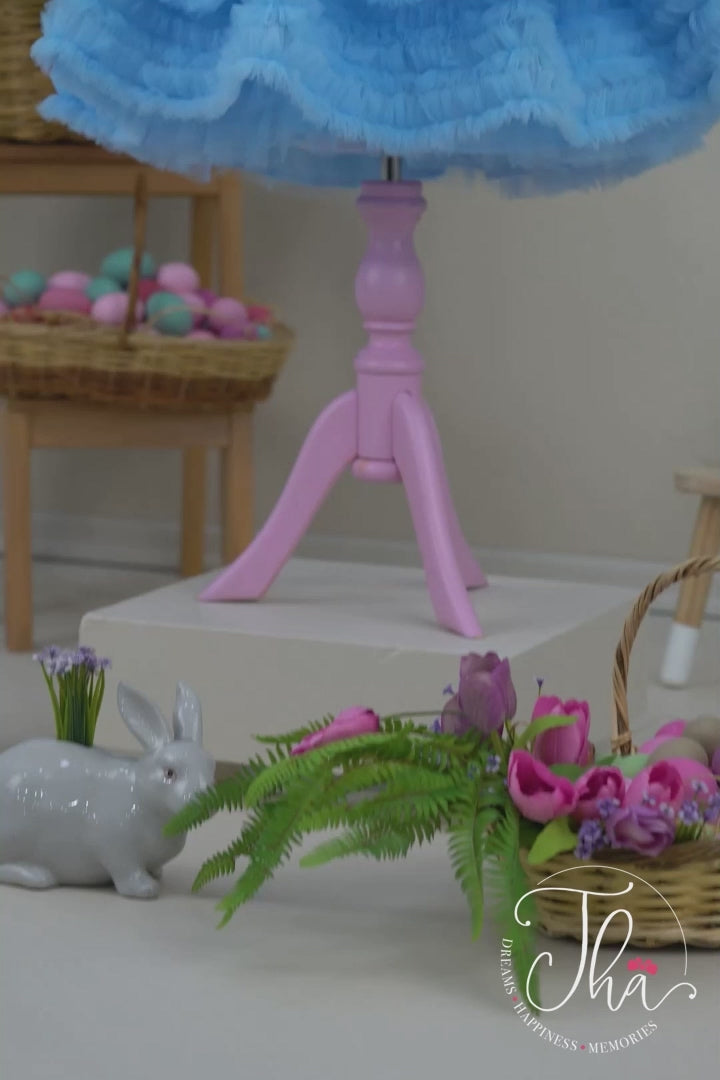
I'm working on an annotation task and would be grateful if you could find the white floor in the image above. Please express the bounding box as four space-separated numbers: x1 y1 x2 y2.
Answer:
1 559 718 751
1 559 719 1080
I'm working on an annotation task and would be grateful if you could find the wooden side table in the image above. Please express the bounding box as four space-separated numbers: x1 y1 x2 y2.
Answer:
0 144 250 651
660 466 720 686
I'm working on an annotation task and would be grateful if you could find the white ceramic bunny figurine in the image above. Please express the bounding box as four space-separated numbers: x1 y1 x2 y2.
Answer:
0 681 215 898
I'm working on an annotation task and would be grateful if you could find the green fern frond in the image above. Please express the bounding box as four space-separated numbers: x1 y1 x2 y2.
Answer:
243 732 413 807
448 797 501 940
336 769 462 831
254 716 333 747
485 805 540 1011
215 769 334 925
192 808 275 891
166 756 269 836
301 819 438 868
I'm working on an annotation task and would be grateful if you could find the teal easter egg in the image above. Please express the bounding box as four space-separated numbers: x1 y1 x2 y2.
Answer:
256 324 272 340
3 270 46 307
100 248 156 286
86 276 121 302
146 291 193 336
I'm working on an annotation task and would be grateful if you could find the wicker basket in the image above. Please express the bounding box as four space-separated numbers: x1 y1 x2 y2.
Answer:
521 554 720 949
0 173 293 411
0 1 84 143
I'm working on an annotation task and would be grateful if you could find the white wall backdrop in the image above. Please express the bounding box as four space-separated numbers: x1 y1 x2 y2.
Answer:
1 129 719 567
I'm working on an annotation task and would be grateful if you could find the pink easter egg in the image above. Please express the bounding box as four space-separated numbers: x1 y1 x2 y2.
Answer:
48 270 92 291
157 262 201 295
196 288 217 307
188 329 215 340
91 291 144 326
178 292 207 328
218 322 249 340
38 288 92 315
136 279 162 303
208 297 247 332
246 304 272 324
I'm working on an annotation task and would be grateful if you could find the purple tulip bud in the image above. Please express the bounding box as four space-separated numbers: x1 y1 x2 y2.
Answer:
440 652 516 737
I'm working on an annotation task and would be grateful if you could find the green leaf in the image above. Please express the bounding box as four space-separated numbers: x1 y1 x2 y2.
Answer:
515 714 577 750
548 763 585 780
526 816 578 866
611 753 649 778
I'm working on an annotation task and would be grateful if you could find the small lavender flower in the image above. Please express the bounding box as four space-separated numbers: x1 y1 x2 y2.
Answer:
642 792 658 807
702 791 720 824
575 819 606 860
535 677 544 697
659 801 675 820
596 796 621 820
442 684 454 697
677 799 702 826
33 645 61 664
485 753 501 774
691 779 709 797
430 717 442 733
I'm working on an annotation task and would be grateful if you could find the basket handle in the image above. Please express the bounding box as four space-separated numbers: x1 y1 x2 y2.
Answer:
119 170 149 348
611 554 720 755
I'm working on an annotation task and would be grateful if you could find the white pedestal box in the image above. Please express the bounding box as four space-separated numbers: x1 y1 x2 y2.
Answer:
79 558 650 763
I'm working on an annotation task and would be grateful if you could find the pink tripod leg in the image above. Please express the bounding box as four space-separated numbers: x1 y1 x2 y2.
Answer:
423 401 487 590
201 391 358 600
393 393 483 638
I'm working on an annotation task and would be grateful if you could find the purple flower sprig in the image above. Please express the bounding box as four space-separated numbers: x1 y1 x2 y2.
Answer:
34 645 110 746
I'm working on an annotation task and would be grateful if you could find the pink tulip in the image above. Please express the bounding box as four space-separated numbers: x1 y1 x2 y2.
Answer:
532 696 592 766
638 719 687 755
291 706 380 755
573 766 625 821
507 749 577 823
626 759 717 812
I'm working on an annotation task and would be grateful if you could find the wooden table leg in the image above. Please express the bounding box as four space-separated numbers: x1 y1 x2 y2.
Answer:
674 496 720 626
661 494 720 686
180 448 207 577
2 405 33 651
221 409 253 564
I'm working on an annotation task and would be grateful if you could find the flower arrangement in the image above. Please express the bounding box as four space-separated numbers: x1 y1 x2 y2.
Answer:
168 648 720 1000
34 645 111 746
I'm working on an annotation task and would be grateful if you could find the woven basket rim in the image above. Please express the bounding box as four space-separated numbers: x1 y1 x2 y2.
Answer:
521 837 720 873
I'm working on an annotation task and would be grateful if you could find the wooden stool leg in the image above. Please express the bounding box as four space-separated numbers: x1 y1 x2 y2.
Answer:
661 496 720 686
2 406 33 651
191 194 216 288
221 410 253 564
180 448 207 577
217 174 244 300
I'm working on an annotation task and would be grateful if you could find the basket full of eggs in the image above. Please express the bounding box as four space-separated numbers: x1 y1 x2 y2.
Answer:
0 172 293 411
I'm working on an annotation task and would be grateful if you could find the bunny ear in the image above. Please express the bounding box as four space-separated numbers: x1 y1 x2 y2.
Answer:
172 683 203 745
117 683 172 751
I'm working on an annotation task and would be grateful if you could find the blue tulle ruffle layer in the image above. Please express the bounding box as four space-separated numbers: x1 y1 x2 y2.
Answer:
33 0 720 191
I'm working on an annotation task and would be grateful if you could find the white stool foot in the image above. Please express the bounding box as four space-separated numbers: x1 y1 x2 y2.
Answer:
660 623 700 687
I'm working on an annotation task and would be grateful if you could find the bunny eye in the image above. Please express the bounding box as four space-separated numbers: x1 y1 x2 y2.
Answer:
163 767 177 781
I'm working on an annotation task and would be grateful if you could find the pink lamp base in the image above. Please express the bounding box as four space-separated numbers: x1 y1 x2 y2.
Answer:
201 181 487 637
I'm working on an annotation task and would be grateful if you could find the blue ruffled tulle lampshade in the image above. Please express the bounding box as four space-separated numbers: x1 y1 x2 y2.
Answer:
33 0 720 191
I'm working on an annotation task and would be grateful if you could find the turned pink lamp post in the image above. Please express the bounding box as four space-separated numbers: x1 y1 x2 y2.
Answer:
202 160 487 637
